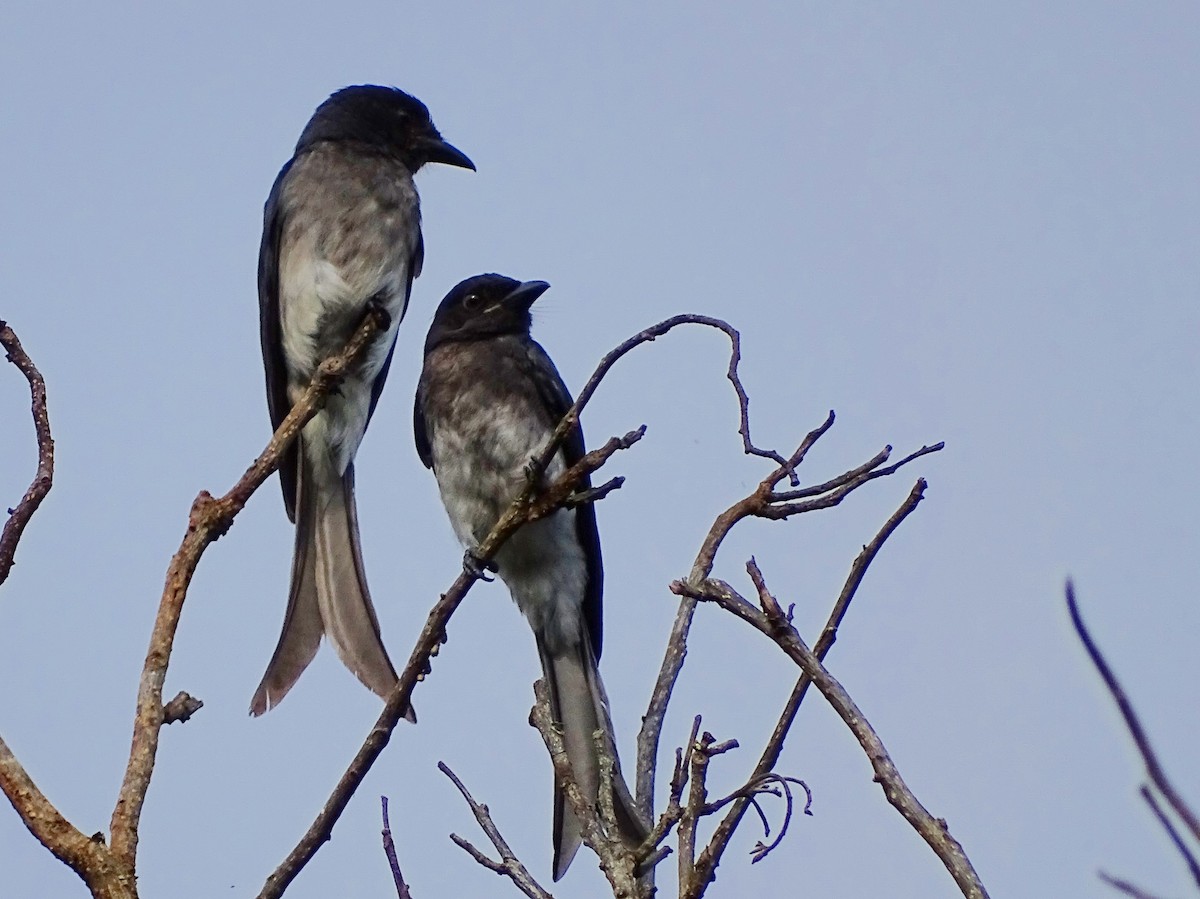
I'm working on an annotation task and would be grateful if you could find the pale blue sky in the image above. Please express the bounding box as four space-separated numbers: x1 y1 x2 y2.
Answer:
2 3 1198 897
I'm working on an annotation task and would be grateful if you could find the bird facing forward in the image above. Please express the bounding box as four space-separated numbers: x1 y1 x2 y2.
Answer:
252 86 474 716
414 274 648 878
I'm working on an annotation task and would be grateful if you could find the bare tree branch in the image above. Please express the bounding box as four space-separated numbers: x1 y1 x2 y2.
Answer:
692 478 929 883
638 415 938 826
380 797 413 899
0 309 966 899
440 763 554 899
642 715 701 859
110 306 392 872
636 411 839 819
1067 582 1200 845
0 321 55 588
676 553 989 899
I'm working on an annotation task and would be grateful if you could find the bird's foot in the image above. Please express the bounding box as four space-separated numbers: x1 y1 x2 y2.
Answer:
523 456 547 488
365 294 393 330
463 549 497 582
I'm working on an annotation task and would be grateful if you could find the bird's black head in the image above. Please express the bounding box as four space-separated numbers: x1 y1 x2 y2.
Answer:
424 274 551 352
296 85 475 174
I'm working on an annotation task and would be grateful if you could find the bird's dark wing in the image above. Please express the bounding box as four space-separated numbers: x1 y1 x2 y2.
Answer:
523 339 604 658
413 379 433 471
259 160 298 522
368 231 423 424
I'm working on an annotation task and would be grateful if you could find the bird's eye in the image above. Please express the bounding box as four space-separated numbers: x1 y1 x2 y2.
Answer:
463 293 484 312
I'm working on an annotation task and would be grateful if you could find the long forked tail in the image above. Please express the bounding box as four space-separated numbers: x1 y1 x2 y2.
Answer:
251 459 410 718
539 636 648 880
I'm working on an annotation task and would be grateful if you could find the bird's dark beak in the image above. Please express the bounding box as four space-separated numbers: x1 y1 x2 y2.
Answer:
504 280 551 311
423 137 475 171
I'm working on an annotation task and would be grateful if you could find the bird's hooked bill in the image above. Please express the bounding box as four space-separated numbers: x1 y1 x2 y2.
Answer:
504 280 552 311
423 137 476 171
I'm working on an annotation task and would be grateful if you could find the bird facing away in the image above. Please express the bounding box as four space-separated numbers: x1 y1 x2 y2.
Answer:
252 86 474 716
414 274 648 878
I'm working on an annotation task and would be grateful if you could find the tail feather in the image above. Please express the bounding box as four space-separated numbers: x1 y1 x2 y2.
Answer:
251 459 324 715
313 463 402 702
540 637 647 880
251 454 412 720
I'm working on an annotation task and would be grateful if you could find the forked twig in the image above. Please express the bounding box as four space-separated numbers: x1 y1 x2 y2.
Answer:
0 324 134 897
677 550 988 899
440 763 554 899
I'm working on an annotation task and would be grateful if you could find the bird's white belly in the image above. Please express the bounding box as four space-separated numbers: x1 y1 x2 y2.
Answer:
280 251 410 477
432 413 587 648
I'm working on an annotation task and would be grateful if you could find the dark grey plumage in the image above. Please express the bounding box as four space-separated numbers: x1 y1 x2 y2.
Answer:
252 86 474 716
414 274 647 878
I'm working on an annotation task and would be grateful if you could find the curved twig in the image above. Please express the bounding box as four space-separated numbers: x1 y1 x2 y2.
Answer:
0 322 55 587
0 324 134 897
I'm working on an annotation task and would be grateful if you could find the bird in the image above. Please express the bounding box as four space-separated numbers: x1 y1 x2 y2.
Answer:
414 274 648 878
251 85 474 716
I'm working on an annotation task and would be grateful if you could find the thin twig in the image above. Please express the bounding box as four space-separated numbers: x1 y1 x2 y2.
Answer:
1067 582 1200 844
677 731 717 889
381 796 413 899
641 716 701 861
0 322 55 588
564 476 625 508
1141 784 1200 890
530 315 778 486
747 775 813 863
1098 870 1168 899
